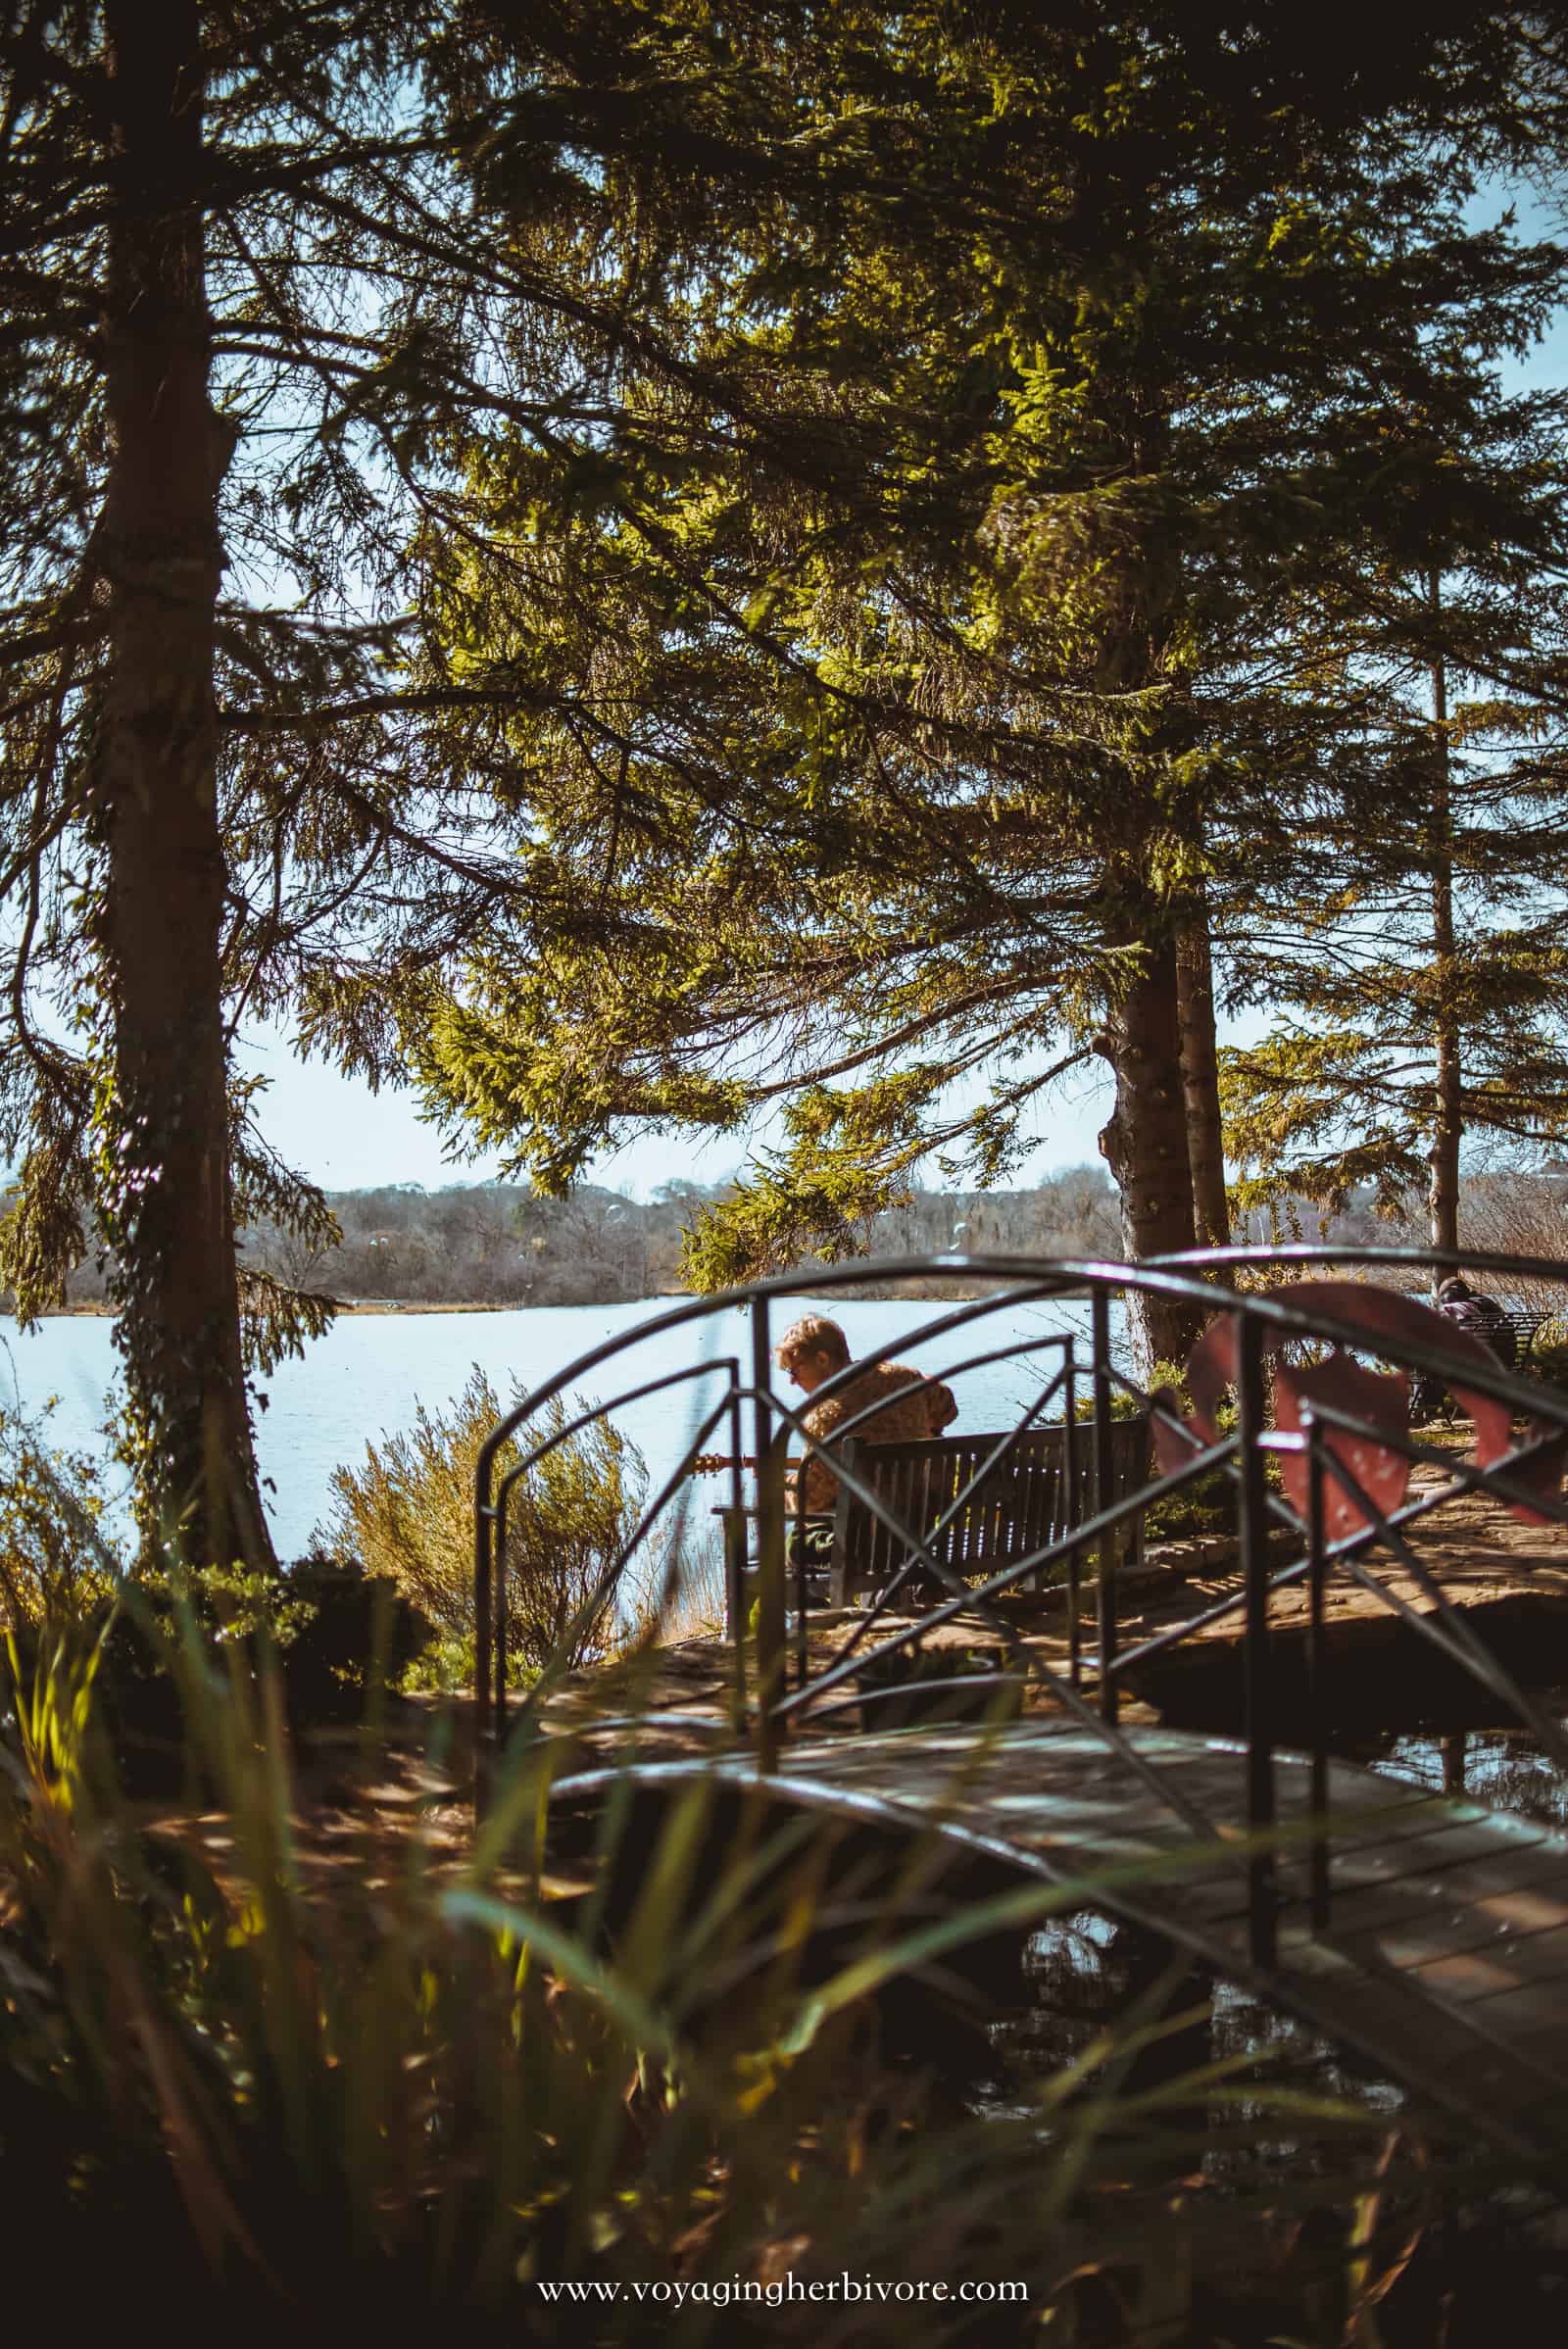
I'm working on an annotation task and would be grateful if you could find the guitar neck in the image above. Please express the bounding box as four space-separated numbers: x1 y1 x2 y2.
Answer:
690 1452 804 1475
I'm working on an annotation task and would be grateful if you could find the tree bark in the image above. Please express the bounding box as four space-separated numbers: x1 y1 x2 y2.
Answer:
1097 907 1202 1373
1085 398 1204 1370
99 1 271 1569
1426 594 1460 1257
1176 888 1231 1250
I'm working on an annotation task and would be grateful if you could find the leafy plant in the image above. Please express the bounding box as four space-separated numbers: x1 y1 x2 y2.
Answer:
2 1557 431 1788
1525 1323 1568 1396
274 1553 433 1719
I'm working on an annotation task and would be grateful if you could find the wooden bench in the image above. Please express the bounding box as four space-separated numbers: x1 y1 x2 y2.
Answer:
1497 1303 1552 1364
823 1422 1152 1605
1409 1298 1555 1422
719 1418 1152 1638
1413 1297 1552 1365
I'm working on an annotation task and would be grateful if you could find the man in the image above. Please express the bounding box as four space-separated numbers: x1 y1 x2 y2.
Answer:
1435 1275 1517 1369
1412 1275 1517 1421
775 1314 957 1517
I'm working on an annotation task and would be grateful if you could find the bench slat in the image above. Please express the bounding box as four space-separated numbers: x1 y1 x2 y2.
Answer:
826 1421 1150 1606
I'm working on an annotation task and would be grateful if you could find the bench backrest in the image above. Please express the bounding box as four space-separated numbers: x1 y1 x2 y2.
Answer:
1420 1297 1547 1358
826 1419 1150 1593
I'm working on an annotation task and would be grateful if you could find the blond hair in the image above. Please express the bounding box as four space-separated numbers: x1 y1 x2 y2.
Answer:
775 1313 851 1373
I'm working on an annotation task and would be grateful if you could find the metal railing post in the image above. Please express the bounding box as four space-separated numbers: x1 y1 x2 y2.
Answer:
1305 1416 1330 1933
1238 1310 1276 1968
752 1297 785 1771
726 1370 748 1733
473 1457 494 1816
494 1480 510 1743
1093 1291 1117 1725
795 1479 810 1692
1064 1342 1082 1687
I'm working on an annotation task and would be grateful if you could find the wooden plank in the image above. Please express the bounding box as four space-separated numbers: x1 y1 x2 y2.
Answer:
1178 1923 1568 2127
691 1721 1568 2147
1305 1873 1561 1949
1397 1920 1568 2001
1320 1885 1568 1972
791 1755 1488 1944
1187 1831 1565 1938
1455 1916 1568 1980
1303 1989 1568 2116
1391 1961 1568 2024
591 1729 1568 2151
1330 1833 1568 1901
788 1752 1453 1882
1334 1901 1568 1973
1314 1836 1568 1919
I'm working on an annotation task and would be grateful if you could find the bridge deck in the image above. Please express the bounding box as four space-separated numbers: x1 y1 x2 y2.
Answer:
555 1720 1568 2158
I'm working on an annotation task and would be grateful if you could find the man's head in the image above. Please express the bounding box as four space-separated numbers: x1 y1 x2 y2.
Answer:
1436 1276 1474 1304
776 1314 852 1394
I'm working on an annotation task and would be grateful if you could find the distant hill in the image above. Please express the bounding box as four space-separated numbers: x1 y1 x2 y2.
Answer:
25 1162 1564 1313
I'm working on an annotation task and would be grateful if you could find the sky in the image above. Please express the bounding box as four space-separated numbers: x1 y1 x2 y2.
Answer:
236 179 1567 1203
234 1009 1133 1198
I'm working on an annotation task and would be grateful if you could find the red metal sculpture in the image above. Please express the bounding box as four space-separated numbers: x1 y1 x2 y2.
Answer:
1152 1280 1564 1534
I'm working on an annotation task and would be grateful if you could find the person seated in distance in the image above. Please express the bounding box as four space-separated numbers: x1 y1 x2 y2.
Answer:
773 1313 957 1567
1435 1274 1517 1368
1411 1274 1517 1422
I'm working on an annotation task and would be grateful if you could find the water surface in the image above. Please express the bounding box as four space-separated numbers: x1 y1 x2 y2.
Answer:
0 1288 1121 1557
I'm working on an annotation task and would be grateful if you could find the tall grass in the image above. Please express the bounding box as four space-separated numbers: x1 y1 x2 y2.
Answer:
0 1572 1518 2336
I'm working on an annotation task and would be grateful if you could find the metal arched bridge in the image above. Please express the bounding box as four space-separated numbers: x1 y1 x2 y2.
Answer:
474 1246 1568 2157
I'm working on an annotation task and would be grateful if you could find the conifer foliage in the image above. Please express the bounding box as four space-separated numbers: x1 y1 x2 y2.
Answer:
409 6 1568 1363
0 1 803 1551
2 3 1568 1496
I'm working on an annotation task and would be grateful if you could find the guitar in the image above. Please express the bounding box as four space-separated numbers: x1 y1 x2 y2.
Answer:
689 1453 806 1475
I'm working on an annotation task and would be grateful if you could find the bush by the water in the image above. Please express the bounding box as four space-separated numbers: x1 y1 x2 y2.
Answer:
0 1395 122 1625
0 1399 426 1763
319 1366 651 1680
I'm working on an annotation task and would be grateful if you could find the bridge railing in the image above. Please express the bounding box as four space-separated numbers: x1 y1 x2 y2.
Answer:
474 1245 1568 1967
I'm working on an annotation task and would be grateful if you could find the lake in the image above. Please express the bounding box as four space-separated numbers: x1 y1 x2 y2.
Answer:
0 1289 1125 1559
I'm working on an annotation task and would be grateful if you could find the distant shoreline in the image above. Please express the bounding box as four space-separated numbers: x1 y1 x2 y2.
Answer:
21 1282 1001 1320
19 1298 668 1319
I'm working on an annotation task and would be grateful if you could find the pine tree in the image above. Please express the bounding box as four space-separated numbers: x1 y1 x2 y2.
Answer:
409 6 1568 1364
0 0 826 1554
1219 385 1568 1240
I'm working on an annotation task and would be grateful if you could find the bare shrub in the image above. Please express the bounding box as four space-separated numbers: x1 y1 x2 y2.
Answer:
1458 1171 1568 1320
318 1368 656 1678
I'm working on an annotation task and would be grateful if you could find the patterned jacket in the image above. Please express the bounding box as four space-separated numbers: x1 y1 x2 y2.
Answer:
1440 1292 1517 1370
795 1360 958 1514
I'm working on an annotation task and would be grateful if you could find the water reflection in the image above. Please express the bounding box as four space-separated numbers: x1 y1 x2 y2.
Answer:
1348 1701 1568 1830
989 1909 1405 2169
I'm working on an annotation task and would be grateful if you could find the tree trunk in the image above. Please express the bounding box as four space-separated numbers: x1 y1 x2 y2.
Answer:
1175 889 1231 1250
1097 908 1202 1373
1072 272 1201 1365
99 1 271 1569
1426 598 1460 1257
